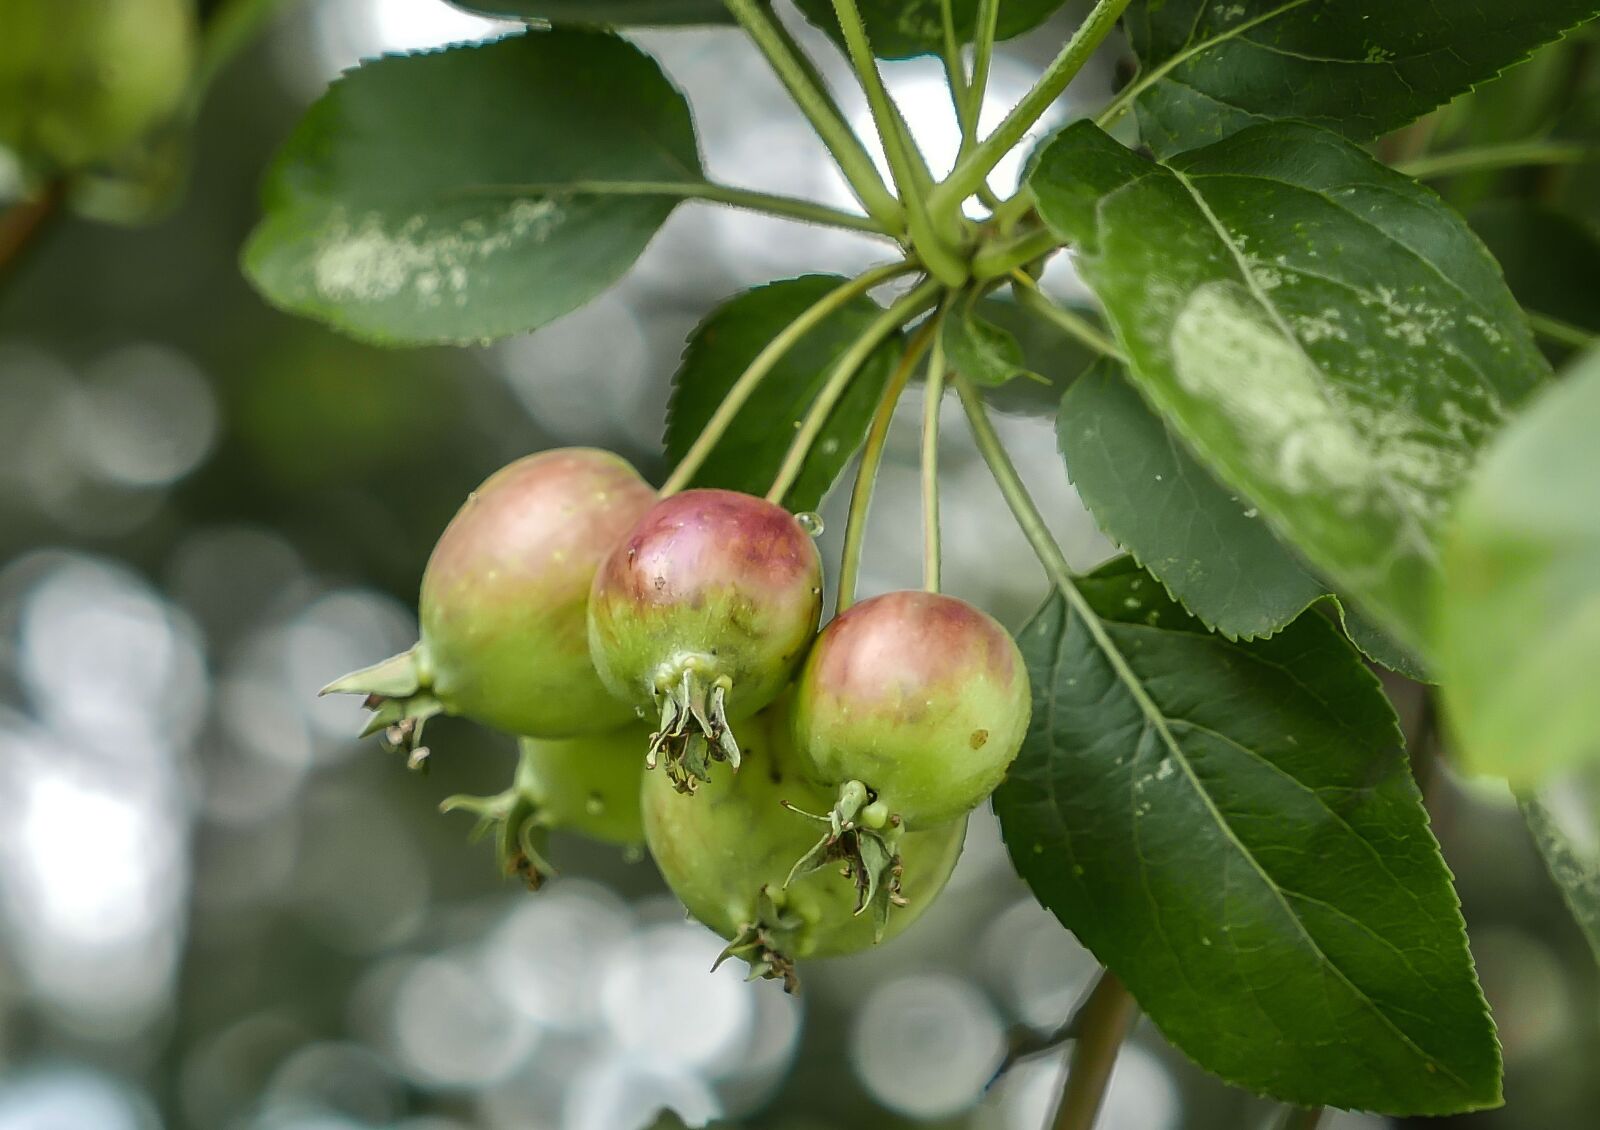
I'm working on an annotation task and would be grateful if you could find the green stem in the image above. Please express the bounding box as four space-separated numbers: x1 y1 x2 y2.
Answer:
194 0 300 98
932 0 1134 219
768 278 943 505
921 331 947 593
1011 275 1125 361
836 318 940 612
988 185 1037 233
724 0 903 230
1049 971 1139 1130
1396 140 1598 181
460 180 892 236
0 179 66 290
830 0 969 284
662 260 916 497
1274 1107 1327 1130
939 0 973 140
971 226 1062 279
966 0 1001 144
1527 310 1598 350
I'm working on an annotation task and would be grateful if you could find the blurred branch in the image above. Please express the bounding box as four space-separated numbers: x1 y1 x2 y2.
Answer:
1527 310 1598 352
1050 970 1138 1130
0 179 66 289
1397 140 1599 181
195 0 303 98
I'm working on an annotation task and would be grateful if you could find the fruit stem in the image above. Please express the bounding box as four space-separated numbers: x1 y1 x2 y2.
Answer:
723 0 905 231
0 179 66 291
1394 139 1598 181
663 260 916 497
930 0 1134 221
965 0 1002 161
195 0 298 102
835 316 940 612
921 330 946 594
1048 971 1138 1130
766 277 942 505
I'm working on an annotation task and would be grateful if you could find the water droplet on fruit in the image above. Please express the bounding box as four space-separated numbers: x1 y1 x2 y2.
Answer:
796 512 824 537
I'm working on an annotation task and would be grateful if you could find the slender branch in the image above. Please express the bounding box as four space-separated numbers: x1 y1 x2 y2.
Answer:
724 0 903 229
988 185 1037 233
1527 310 1598 350
458 180 892 236
1049 971 1138 1130
1274 1107 1327 1130
830 0 969 284
1011 275 1125 361
921 331 947 593
836 319 940 612
662 260 916 497
195 0 300 98
932 0 1134 218
972 226 1062 279
0 180 67 289
1396 140 1598 181
966 0 1001 141
768 278 943 504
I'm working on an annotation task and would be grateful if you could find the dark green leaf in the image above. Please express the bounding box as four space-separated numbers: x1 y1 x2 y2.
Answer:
664 276 902 511
1060 359 1325 640
995 559 1500 1113
1124 0 1600 157
1059 359 1430 676
1523 773 1600 966
1436 349 1600 785
1469 200 1600 362
942 299 1028 388
1029 121 1550 654
449 0 731 23
244 31 701 346
974 296 1096 417
795 0 1068 60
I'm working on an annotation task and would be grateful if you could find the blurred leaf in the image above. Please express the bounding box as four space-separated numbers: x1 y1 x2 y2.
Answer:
795 0 1070 60
974 296 1096 417
1029 121 1551 655
449 0 732 22
664 276 902 512
1523 773 1600 966
996 558 1500 1114
1469 200 1600 361
1437 349 1600 786
244 31 701 346
942 298 1027 388
1125 0 1600 157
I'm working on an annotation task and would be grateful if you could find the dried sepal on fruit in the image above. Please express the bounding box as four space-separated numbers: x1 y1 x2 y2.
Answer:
588 488 824 792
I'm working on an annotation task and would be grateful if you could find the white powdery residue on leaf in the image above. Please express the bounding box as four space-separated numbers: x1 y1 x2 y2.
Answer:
311 198 562 307
1169 281 1372 504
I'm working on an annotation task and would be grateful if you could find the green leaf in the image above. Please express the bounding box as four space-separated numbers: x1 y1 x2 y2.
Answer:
1060 359 1325 640
1028 120 1550 654
448 0 731 23
1058 359 1430 676
1523 773 1600 967
995 558 1500 1114
243 31 702 346
942 299 1028 388
795 0 1069 60
973 296 1096 417
1436 349 1600 786
664 276 902 512
1469 201 1600 362
1124 0 1600 158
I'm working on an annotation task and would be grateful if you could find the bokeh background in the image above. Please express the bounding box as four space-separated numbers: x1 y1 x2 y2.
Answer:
1 3 1598 1129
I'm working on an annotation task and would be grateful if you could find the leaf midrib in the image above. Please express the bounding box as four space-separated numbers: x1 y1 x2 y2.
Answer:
1056 595 1468 1088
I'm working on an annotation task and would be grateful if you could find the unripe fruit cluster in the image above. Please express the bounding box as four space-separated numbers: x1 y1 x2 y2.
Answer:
325 448 1032 986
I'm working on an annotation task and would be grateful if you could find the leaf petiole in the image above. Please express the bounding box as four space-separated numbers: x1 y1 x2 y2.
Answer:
1009 273 1125 361
723 0 904 230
